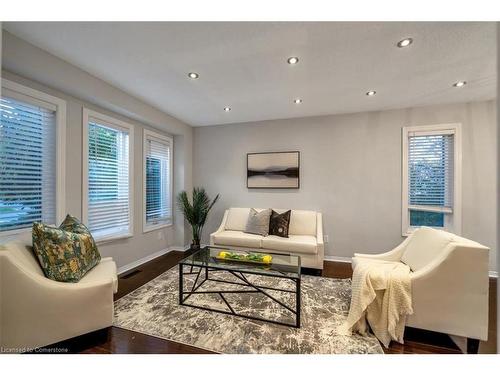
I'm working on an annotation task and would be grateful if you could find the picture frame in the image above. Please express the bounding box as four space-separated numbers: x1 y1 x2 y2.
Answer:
247 151 300 189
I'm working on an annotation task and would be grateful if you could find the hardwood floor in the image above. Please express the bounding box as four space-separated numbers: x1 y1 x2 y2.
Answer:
52 250 497 354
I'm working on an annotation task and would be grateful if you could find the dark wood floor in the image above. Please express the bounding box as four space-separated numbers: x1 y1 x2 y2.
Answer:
54 250 496 354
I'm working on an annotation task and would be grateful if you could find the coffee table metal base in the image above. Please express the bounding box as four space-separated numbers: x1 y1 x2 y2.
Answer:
179 263 301 328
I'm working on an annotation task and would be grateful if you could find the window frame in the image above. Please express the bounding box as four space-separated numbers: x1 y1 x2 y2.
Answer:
0 79 66 237
401 123 462 236
82 108 134 243
142 128 173 233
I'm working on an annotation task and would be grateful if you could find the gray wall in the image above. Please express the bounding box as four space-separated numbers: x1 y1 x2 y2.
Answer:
2 31 193 269
194 101 497 272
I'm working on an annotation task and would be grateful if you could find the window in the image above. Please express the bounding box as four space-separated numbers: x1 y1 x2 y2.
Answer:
402 124 462 236
143 129 173 232
0 79 65 235
82 109 134 241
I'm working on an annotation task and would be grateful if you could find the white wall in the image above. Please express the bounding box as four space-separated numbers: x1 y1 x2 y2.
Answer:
1 31 193 269
194 100 497 272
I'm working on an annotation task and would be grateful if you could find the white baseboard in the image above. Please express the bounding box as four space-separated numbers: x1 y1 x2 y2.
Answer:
169 244 191 252
324 255 352 263
117 244 189 275
324 255 498 278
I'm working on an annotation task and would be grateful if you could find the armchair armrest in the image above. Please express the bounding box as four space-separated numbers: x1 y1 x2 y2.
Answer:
210 209 229 245
408 243 490 340
354 235 411 262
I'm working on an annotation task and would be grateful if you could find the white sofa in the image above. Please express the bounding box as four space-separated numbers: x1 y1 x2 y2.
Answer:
0 231 118 351
210 207 324 270
352 226 490 353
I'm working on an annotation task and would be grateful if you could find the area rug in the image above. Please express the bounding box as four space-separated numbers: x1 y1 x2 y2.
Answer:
113 266 384 354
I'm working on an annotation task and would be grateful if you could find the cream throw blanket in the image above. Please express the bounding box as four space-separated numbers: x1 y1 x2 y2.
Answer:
341 258 413 348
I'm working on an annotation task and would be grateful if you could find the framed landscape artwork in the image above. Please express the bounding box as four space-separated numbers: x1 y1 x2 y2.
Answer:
247 151 300 189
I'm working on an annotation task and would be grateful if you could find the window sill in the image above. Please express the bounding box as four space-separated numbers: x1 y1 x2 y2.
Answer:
95 233 133 245
0 226 133 245
143 222 173 234
403 226 448 237
0 224 60 240
0 227 32 242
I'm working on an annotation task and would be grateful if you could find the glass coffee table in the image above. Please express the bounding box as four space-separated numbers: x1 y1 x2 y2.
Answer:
179 246 301 328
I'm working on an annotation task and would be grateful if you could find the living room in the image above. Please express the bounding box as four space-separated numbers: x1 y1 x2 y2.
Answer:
1 1 499 372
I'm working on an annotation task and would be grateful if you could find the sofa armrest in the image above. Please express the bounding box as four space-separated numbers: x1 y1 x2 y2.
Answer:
315 213 325 268
210 210 229 245
316 213 324 246
353 235 411 262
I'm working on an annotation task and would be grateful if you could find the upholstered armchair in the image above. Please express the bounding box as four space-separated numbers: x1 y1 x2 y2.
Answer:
352 227 490 353
0 231 118 351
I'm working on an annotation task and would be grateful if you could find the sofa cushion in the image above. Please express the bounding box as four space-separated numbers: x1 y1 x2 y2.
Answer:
245 208 271 236
213 230 263 248
225 208 252 231
401 226 455 271
269 210 291 238
262 235 317 255
32 222 101 282
288 210 317 236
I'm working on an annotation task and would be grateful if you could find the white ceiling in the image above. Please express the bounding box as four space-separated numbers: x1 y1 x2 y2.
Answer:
3 22 497 127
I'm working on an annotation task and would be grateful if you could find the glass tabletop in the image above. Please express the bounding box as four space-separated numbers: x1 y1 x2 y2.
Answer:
179 246 301 279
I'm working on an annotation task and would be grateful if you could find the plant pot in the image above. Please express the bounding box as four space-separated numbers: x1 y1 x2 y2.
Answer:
190 242 201 251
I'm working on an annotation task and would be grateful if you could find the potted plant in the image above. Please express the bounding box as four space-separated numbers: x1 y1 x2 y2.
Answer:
177 187 220 250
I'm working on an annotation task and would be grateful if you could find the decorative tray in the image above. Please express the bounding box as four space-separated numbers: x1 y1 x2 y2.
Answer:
216 251 273 264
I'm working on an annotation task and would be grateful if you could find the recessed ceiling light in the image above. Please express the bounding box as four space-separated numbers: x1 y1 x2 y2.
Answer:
188 72 199 79
287 56 299 65
453 81 467 88
294 98 302 104
397 38 413 48
366 90 377 96
223 107 231 112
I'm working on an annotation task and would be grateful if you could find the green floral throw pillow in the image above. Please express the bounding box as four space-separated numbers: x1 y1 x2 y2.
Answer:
32 215 101 282
60 214 101 267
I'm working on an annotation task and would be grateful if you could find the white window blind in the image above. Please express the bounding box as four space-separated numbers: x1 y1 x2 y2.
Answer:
408 132 454 213
87 120 131 239
0 95 56 232
144 131 172 229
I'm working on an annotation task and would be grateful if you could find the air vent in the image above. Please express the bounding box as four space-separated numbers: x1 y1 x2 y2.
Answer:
121 270 142 279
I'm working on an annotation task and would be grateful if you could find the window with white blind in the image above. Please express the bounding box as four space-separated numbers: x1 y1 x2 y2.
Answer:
0 80 66 235
402 124 462 236
82 109 134 241
143 129 173 232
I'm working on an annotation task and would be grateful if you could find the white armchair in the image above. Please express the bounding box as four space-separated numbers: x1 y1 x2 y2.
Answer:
352 227 490 353
0 231 118 351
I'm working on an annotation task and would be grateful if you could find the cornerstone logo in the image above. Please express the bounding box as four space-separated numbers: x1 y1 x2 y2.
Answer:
1 346 69 353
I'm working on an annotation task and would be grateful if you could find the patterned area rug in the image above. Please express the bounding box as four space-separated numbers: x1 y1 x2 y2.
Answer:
113 266 383 354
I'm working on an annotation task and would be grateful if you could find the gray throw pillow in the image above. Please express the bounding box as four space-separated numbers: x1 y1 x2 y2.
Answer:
244 208 272 236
